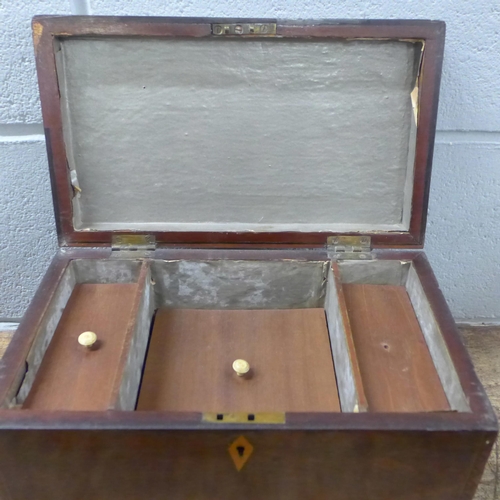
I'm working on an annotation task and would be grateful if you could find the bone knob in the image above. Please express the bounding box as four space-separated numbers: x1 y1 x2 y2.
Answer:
78 331 97 349
232 359 250 377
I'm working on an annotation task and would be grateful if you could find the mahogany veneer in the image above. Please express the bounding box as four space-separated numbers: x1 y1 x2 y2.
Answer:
23 283 140 411
343 283 450 412
137 308 340 413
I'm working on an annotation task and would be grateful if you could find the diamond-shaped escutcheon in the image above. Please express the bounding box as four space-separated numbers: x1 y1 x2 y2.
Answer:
228 435 254 471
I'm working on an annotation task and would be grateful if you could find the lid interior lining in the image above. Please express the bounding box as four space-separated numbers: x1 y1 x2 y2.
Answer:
55 37 422 234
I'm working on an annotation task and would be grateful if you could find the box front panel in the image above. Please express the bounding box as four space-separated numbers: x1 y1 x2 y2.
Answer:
0 429 491 500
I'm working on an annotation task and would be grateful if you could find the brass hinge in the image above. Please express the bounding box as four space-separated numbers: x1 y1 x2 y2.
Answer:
111 234 156 258
212 22 277 36
327 235 372 260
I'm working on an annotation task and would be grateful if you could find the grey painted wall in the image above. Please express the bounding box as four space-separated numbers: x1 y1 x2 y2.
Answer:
0 0 499 321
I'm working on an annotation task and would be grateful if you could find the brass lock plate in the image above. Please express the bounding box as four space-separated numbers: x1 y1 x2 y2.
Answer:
203 412 285 424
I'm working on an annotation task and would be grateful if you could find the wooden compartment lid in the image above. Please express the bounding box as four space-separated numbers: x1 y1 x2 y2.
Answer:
33 17 445 248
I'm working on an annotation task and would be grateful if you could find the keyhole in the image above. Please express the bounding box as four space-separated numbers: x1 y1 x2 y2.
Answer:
236 446 245 457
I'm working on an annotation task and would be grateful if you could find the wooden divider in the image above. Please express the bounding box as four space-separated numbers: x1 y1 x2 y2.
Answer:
331 263 368 412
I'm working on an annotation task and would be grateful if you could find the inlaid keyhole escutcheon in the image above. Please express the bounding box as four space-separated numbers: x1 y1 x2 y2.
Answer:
228 436 254 471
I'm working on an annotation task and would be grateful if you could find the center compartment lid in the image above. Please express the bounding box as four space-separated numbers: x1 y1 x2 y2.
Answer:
33 17 445 248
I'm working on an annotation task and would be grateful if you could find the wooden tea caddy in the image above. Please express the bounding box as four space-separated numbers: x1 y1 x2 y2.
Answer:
0 16 496 499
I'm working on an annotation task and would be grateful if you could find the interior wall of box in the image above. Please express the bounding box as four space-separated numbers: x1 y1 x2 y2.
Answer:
10 258 469 414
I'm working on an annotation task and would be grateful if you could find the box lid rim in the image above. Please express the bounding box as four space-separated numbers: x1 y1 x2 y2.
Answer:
33 16 445 249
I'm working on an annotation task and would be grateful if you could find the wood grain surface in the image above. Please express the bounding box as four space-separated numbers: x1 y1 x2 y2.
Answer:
137 308 340 413
0 427 486 500
23 283 141 411
1 324 497 499
343 284 450 412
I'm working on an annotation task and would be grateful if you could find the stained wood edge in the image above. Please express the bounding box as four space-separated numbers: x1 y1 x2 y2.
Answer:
55 230 426 248
461 430 498 499
412 253 497 423
409 26 446 247
108 261 153 410
0 408 494 432
32 15 444 249
329 263 368 412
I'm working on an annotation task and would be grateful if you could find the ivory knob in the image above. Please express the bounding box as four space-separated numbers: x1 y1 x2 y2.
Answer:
232 359 250 377
78 331 97 349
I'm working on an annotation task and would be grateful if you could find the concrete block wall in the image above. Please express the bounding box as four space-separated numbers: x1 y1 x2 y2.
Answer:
1 0 499 321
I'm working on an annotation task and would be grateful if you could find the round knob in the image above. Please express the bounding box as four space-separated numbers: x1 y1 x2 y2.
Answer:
78 331 97 349
232 359 250 377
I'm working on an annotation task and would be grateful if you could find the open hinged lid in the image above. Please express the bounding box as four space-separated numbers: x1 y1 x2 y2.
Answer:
33 16 445 248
